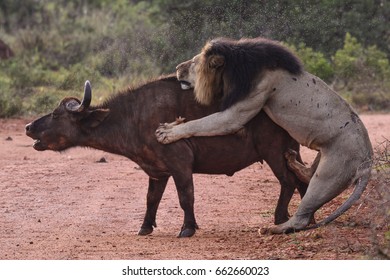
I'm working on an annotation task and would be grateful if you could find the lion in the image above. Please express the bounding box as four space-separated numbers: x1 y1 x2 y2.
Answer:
155 37 373 234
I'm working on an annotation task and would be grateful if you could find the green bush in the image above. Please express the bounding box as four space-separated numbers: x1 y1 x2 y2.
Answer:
333 33 390 111
1 1 389 117
26 89 60 114
365 45 390 81
333 33 390 85
59 63 102 91
0 71 22 117
6 56 48 90
333 33 364 81
0 97 22 117
287 43 334 82
351 91 390 111
0 88 23 118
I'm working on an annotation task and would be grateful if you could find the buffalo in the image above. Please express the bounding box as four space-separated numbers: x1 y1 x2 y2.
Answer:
25 75 307 237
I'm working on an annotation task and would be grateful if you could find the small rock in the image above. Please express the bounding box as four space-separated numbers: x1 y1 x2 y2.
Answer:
96 157 107 163
348 222 357 227
312 232 323 240
5 136 12 141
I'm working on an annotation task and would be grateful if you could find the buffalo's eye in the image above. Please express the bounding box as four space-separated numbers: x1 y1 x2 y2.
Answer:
52 113 59 119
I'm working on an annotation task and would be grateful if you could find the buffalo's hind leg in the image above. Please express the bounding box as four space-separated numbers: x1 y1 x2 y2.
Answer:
138 177 169 236
172 173 198 238
274 176 296 224
265 150 309 225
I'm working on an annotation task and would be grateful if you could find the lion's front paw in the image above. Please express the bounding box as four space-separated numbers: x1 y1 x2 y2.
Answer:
258 224 295 235
155 117 186 144
155 126 175 144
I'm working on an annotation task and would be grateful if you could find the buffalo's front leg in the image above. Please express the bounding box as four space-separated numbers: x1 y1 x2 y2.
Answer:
138 177 169 236
172 174 198 237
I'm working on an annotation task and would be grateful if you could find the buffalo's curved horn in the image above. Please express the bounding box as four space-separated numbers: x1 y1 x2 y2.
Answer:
66 80 92 112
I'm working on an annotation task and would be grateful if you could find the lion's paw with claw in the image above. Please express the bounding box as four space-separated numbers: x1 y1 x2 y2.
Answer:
155 117 186 144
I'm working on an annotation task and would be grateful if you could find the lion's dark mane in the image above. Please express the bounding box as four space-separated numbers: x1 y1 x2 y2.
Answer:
204 37 303 110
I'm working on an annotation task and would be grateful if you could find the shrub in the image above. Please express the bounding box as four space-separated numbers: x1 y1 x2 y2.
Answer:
351 92 390 111
0 70 22 117
27 90 58 114
25 87 71 115
59 63 102 91
0 89 23 117
287 43 334 82
6 56 48 90
333 33 390 111
333 33 390 83
369 140 390 259
333 33 364 82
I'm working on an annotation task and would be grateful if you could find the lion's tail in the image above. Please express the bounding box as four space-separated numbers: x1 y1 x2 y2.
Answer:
306 161 372 230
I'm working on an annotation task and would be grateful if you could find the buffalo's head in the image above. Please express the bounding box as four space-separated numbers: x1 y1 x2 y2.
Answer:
25 81 110 151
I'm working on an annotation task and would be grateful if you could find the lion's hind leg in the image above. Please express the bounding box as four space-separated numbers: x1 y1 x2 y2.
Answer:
264 153 355 234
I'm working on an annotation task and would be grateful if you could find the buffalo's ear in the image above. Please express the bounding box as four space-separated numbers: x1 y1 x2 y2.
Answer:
81 109 110 128
208 54 224 69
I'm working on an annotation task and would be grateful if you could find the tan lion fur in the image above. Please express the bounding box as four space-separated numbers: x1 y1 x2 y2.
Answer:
156 37 373 234
193 49 224 105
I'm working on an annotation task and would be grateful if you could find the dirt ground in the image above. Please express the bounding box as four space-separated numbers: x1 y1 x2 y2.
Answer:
0 114 389 260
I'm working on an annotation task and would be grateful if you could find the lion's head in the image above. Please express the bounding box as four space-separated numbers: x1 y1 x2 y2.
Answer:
176 37 303 110
176 47 225 106
176 55 197 90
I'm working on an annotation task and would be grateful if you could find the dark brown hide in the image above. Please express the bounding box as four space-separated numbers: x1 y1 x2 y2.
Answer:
25 75 307 237
0 39 14 59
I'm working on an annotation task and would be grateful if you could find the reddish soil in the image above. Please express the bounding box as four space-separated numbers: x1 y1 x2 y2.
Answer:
0 114 389 260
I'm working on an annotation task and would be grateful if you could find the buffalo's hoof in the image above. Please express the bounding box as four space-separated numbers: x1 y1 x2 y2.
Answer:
178 228 196 238
138 227 153 236
274 216 290 225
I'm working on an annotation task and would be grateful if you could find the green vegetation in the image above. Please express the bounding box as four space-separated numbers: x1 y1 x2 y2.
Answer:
0 0 389 117
0 0 389 259
333 33 390 110
371 139 390 259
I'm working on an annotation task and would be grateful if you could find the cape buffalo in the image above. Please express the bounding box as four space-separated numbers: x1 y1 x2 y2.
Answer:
25 75 307 237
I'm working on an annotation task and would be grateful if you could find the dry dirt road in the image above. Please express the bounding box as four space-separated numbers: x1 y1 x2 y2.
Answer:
0 114 389 260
